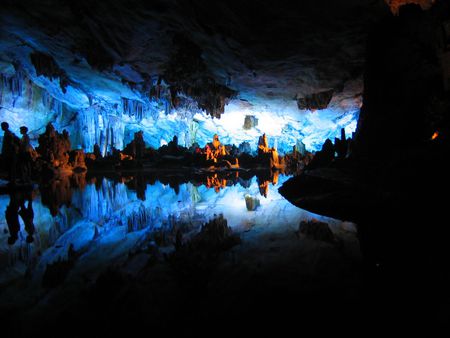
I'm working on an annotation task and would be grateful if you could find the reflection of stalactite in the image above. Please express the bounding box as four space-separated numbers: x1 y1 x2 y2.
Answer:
76 179 129 223
188 183 201 203
127 204 150 233
40 177 73 217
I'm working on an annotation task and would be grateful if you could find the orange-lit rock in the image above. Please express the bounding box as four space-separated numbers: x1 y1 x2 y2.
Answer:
385 0 435 15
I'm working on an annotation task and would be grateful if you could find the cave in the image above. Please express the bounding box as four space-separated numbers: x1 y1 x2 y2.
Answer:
1 0 449 334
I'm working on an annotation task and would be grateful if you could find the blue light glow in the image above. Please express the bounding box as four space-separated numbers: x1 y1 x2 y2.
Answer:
0 63 359 153
0 18 360 153
0 175 358 287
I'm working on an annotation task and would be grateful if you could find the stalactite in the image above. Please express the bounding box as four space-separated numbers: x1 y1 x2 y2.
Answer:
30 84 44 111
122 97 145 121
25 78 34 108
187 119 199 147
0 74 5 106
148 104 160 121
0 69 26 106
75 104 125 154
10 69 24 99
42 91 63 115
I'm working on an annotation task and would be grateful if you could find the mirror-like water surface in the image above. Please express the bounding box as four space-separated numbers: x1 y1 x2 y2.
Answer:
0 172 361 329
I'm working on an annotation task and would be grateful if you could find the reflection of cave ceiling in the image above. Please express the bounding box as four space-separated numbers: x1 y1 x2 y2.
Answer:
0 0 395 152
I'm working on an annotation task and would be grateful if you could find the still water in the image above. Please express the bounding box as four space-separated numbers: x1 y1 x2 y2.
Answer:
0 171 360 304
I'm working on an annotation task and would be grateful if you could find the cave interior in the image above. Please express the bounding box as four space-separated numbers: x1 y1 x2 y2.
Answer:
0 0 450 334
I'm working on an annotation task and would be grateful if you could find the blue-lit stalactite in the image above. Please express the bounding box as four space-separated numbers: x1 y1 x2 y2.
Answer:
0 65 360 155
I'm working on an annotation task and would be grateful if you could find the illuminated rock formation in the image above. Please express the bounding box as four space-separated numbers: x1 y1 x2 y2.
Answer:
36 123 71 169
243 115 258 130
257 133 281 168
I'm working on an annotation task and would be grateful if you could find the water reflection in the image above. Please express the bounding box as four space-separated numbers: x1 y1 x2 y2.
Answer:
0 170 357 289
5 191 35 245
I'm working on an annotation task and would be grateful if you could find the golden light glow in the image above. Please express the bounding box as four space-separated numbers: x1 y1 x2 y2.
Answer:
431 131 439 140
385 0 435 15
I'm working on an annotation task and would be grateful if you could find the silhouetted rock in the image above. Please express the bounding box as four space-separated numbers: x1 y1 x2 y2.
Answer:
309 138 334 168
42 244 77 288
296 89 334 110
37 123 71 169
69 149 87 171
123 130 146 160
238 141 252 155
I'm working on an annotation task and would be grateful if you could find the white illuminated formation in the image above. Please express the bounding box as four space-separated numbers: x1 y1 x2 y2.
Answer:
0 175 359 286
0 11 359 154
0 65 358 154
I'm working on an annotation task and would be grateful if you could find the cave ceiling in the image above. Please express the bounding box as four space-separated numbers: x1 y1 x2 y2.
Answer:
0 0 408 152
0 0 391 110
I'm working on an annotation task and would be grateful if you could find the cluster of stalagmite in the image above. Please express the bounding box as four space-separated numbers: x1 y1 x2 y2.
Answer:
1 121 87 185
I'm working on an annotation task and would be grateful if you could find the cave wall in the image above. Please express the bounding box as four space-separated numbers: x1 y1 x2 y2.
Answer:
354 2 449 157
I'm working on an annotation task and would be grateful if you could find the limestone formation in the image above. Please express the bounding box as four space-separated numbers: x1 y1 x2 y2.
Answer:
123 131 146 160
36 124 71 170
243 115 258 130
296 89 334 111
257 133 281 168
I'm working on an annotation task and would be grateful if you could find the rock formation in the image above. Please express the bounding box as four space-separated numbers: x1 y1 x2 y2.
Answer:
280 4 450 326
37 123 71 169
296 89 334 111
243 115 258 129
